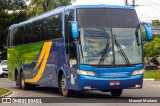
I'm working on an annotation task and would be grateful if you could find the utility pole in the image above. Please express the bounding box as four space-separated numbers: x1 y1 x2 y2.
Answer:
133 0 135 7
125 0 128 6
125 0 136 7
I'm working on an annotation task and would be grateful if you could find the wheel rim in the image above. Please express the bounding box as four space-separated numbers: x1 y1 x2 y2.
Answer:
61 76 67 93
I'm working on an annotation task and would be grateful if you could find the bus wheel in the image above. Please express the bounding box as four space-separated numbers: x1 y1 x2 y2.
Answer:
60 74 72 97
20 72 30 90
111 89 123 97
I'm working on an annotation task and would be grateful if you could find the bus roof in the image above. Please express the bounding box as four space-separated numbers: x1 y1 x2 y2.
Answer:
9 4 134 30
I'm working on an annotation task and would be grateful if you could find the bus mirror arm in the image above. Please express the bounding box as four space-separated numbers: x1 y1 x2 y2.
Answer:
135 24 141 46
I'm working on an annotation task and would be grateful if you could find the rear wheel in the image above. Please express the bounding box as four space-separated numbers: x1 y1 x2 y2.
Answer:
59 74 73 97
111 89 123 97
19 72 30 90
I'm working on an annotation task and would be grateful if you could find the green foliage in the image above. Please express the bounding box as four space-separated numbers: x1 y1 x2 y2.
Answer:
0 88 10 96
143 36 160 57
152 20 160 26
0 0 26 11
144 70 160 80
0 0 30 60
27 0 71 16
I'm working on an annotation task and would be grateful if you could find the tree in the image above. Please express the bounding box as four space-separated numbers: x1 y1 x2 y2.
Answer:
143 37 160 57
27 0 71 16
0 0 29 60
0 0 27 11
152 20 160 26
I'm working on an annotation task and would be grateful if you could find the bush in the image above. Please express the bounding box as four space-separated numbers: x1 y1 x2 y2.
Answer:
143 36 160 57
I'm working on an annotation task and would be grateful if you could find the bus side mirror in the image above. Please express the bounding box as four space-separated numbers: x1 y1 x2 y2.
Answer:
143 23 153 41
135 23 153 44
71 21 79 38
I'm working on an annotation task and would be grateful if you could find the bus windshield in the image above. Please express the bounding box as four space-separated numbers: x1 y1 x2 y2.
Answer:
77 8 142 65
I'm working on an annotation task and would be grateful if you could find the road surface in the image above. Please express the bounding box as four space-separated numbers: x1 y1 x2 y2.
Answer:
0 78 160 105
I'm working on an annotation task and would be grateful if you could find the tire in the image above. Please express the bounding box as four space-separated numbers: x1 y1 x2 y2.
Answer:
111 89 123 97
16 73 19 87
1 75 4 78
19 72 30 90
59 74 73 97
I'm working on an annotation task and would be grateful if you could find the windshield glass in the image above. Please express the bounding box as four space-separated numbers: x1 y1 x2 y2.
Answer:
113 28 142 65
77 8 142 65
79 28 113 65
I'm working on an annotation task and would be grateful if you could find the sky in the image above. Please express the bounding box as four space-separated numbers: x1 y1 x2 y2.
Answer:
72 0 160 23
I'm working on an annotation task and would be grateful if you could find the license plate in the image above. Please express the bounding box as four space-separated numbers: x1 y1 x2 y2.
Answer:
109 81 120 86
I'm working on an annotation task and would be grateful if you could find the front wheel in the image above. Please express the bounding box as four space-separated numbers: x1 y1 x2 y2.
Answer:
111 89 123 97
59 74 73 97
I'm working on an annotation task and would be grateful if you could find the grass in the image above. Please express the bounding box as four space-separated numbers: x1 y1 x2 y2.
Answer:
0 88 10 96
144 69 160 80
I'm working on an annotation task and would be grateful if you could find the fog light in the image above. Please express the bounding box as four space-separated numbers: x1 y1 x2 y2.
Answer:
84 86 91 89
135 84 141 88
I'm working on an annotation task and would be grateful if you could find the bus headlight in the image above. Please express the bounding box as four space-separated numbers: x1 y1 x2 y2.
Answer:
132 69 144 76
77 70 96 76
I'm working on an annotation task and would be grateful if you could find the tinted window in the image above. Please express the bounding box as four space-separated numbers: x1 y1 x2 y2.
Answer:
10 13 62 46
10 29 14 46
40 18 51 40
11 27 24 46
77 8 109 28
108 9 139 28
32 21 41 42
51 13 62 39
77 8 138 28
65 10 74 54
65 10 76 59
24 23 32 44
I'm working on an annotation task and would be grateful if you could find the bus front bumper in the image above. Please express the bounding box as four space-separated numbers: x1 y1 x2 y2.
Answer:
76 74 143 90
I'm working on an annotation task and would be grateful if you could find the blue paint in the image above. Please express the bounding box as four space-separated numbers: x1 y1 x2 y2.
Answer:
71 21 79 38
77 74 143 90
142 23 153 41
14 4 145 92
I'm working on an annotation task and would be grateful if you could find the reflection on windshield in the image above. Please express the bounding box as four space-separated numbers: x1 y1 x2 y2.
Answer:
79 28 113 65
113 28 142 65
77 8 142 65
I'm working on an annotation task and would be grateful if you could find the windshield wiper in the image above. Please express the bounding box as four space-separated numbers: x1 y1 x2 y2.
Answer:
79 39 84 63
98 36 110 65
114 34 130 66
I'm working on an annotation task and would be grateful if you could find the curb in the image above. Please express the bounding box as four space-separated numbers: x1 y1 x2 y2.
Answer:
144 79 160 81
0 90 12 98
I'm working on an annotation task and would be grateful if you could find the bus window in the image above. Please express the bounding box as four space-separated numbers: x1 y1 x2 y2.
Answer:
24 24 33 44
12 27 24 46
40 17 52 40
65 10 76 60
9 29 14 46
51 13 62 39
32 21 41 42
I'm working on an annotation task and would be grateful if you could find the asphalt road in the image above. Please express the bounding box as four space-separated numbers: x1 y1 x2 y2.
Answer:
0 78 160 106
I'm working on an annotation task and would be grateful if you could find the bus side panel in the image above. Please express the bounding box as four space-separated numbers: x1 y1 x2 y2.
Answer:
7 47 20 81
7 43 43 81
36 39 66 87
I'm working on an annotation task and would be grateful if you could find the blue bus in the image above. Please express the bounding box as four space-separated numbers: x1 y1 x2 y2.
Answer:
7 5 153 97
